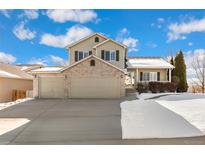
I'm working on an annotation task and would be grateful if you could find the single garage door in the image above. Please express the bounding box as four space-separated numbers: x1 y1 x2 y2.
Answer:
70 77 120 98
39 77 64 98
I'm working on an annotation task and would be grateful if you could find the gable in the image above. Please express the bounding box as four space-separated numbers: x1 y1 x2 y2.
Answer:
61 55 125 74
95 40 126 51
68 33 107 51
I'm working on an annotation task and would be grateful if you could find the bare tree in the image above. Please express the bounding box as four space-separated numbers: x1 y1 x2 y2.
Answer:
191 56 205 93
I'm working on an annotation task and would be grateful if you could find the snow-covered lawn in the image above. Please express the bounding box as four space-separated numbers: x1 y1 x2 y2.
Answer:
121 93 205 139
0 98 33 111
156 99 205 133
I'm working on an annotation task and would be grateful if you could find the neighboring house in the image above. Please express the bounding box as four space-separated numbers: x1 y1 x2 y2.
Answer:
30 33 127 99
127 57 174 87
30 32 174 99
0 63 33 102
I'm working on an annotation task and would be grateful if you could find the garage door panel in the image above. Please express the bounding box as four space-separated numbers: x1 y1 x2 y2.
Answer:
70 77 120 98
40 77 64 98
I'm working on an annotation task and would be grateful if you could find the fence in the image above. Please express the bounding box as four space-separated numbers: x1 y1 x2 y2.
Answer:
12 90 33 101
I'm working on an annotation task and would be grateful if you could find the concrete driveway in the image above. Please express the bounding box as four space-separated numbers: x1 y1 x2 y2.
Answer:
0 99 122 144
1 98 205 144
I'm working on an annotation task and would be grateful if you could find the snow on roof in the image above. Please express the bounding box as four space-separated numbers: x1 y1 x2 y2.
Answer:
0 70 20 78
127 57 174 69
0 63 33 80
31 66 63 73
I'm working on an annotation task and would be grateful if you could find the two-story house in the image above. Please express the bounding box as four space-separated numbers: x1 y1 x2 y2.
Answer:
31 33 127 98
31 32 174 99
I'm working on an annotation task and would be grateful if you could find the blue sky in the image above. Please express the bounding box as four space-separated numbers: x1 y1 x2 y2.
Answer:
0 9 205 67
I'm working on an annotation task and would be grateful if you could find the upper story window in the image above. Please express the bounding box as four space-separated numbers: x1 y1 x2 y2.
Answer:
110 51 116 60
105 51 116 61
101 50 119 62
78 51 89 60
95 37 99 42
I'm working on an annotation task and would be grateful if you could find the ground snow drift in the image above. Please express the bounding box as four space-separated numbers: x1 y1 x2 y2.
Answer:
121 93 205 139
156 99 205 133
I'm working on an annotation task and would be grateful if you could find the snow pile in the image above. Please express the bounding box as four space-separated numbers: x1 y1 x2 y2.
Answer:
121 93 205 139
156 98 205 133
0 98 33 111
0 118 30 136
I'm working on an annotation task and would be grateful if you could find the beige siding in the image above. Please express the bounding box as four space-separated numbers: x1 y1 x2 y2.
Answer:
0 77 33 102
68 34 126 69
69 34 107 64
95 41 125 69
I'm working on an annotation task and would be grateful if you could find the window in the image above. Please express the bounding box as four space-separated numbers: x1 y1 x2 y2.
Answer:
90 60 95 66
141 72 157 81
105 51 110 61
78 51 84 60
143 72 150 81
95 37 99 42
84 51 89 58
104 51 116 61
111 51 116 61
149 72 157 81
78 51 89 60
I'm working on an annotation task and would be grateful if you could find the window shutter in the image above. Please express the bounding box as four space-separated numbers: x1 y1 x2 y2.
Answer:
157 72 160 81
140 72 143 81
167 70 169 81
75 51 78 62
116 50 119 61
89 51 92 55
101 50 104 60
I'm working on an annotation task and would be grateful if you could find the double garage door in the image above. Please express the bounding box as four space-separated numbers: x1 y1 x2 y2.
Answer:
39 77 120 98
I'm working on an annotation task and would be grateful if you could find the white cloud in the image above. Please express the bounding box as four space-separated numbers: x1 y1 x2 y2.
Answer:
121 28 129 34
28 57 48 66
40 25 93 48
116 28 139 52
123 37 139 52
0 10 12 18
157 18 165 23
22 10 39 19
13 22 36 41
50 55 68 66
28 55 67 66
146 42 158 48
46 9 97 23
151 17 166 29
0 51 16 64
188 42 193 46
167 17 205 42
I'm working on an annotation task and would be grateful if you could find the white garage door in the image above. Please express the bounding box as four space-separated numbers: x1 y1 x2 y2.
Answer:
39 77 64 98
70 77 120 98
